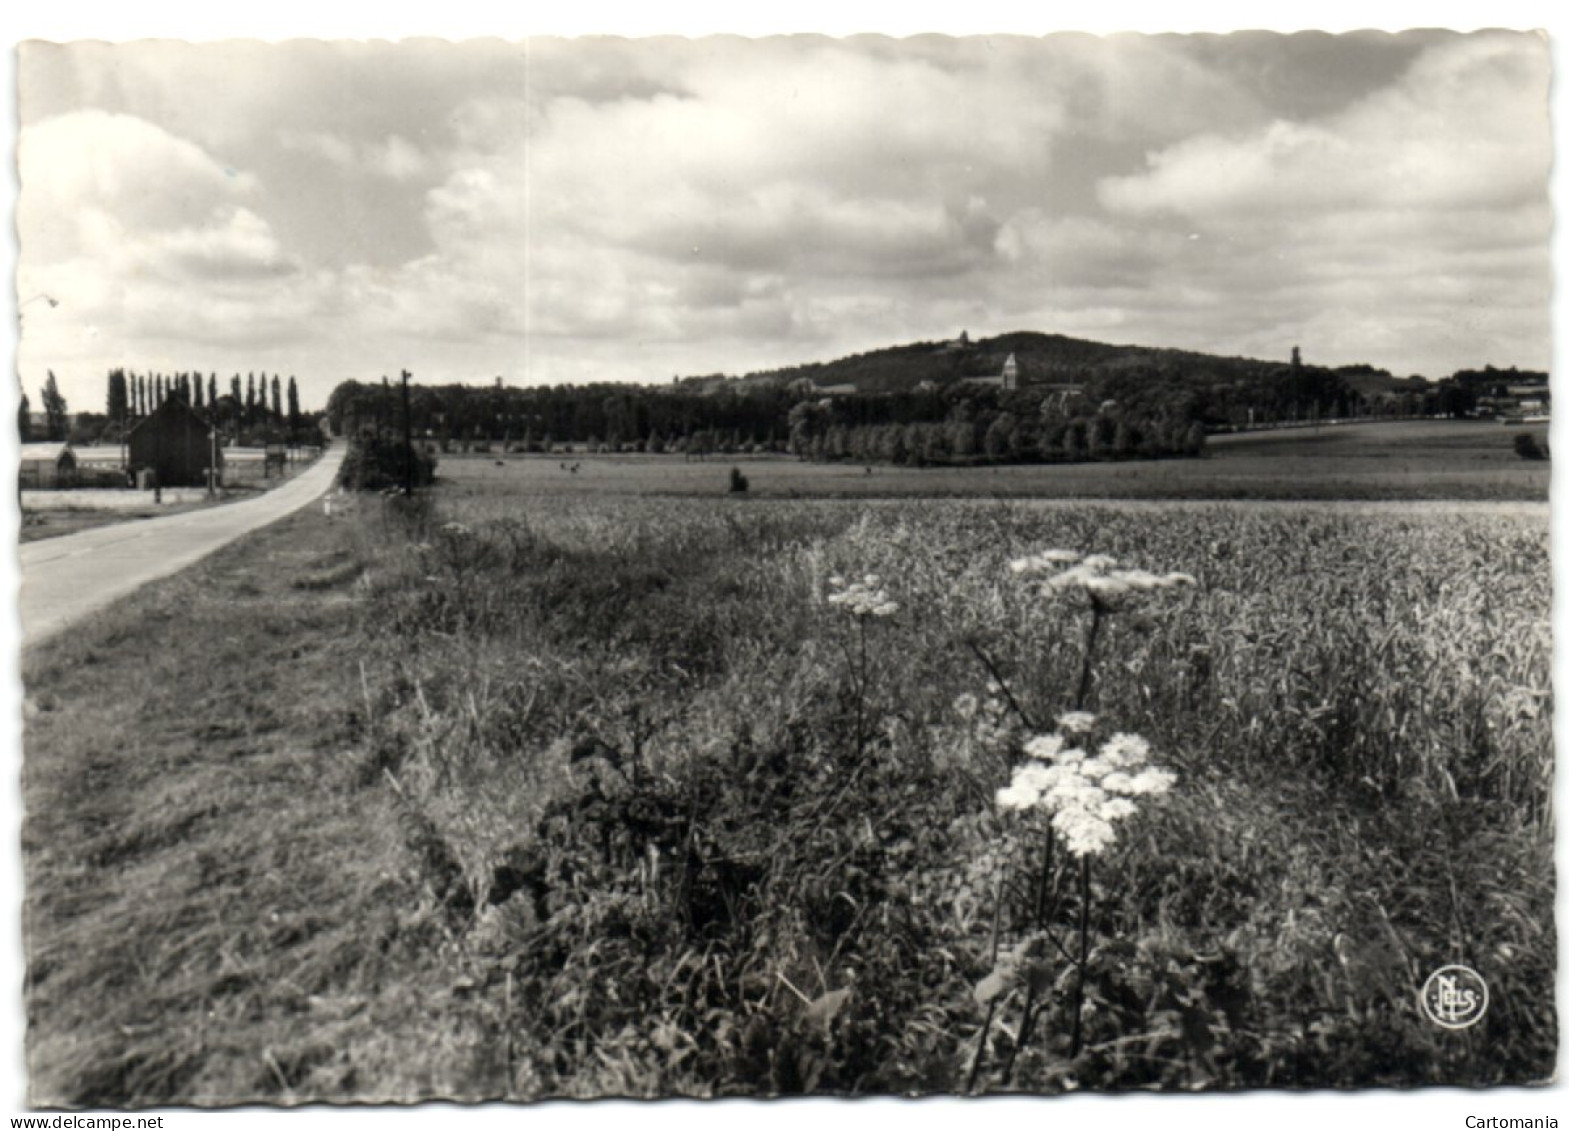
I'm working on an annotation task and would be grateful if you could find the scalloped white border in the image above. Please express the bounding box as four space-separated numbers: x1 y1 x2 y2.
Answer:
2 5 1564 1129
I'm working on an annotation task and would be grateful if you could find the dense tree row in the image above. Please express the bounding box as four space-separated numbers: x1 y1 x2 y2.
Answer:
784 399 1204 465
1451 365 1550 395
79 369 311 446
18 368 320 447
320 332 1532 469
327 375 1209 467
327 379 800 452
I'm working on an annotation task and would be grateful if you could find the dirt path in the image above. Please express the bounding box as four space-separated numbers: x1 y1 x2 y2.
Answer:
18 446 346 646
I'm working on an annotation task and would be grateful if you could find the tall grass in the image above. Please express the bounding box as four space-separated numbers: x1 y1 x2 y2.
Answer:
337 494 1552 1094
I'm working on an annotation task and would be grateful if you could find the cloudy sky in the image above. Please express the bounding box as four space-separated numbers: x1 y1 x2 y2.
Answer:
14 30 1551 411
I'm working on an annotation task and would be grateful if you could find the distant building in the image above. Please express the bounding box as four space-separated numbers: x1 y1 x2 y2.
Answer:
1002 353 1019 391
960 353 1022 391
19 442 76 488
74 446 125 469
126 399 221 487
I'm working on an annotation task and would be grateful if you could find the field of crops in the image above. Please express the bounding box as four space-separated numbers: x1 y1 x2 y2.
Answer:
338 492 1553 1095
432 419 1551 502
22 486 1554 1102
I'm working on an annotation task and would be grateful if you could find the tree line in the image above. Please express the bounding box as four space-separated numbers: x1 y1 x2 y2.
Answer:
317 332 1531 470
326 376 1209 466
18 368 315 446
326 379 800 454
784 398 1205 465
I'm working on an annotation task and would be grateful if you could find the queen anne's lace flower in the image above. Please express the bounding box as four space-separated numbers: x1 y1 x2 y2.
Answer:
1009 549 1083 576
1023 733 1066 761
827 573 899 618
1011 549 1197 604
996 725 1175 857
1056 711 1097 734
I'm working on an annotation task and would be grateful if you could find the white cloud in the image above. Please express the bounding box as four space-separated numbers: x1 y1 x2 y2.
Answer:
14 35 1553 399
279 128 431 181
20 110 259 262
1086 33 1550 373
17 110 334 387
1099 34 1548 218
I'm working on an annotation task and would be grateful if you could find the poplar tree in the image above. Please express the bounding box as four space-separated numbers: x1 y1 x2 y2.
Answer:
41 371 68 441
106 369 129 425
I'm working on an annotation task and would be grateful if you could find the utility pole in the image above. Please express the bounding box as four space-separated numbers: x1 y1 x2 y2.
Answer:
401 369 414 497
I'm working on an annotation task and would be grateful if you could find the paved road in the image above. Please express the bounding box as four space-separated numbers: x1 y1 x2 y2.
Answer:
19 446 346 647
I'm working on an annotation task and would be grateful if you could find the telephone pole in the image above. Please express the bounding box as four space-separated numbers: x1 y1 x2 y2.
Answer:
401 369 414 497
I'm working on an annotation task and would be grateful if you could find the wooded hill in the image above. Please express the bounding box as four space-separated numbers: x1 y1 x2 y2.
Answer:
325 329 1499 460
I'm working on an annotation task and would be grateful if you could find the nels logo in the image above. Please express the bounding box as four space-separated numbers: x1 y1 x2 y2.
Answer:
1420 965 1489 1030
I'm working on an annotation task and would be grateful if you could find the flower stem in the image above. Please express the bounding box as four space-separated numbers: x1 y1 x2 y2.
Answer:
1069 855 1092 1058
1033 823 1055 927
1074 600 1104 710
967 1000 999 1094
966 868 1007 1094
965 639 1037 730
1002 984 1038 1087
855 617 867 761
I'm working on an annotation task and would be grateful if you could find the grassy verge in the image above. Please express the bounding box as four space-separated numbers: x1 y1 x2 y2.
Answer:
22 490 1555 1103
21 502 212 543
23 507 500 1105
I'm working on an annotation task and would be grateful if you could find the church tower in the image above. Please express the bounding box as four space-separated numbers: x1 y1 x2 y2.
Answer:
1001 353 1019 391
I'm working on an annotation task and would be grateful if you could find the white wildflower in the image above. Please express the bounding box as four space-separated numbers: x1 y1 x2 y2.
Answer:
996 761 1052 811
1015 761 1053 794
1009 549 1082 576
1122 767 1177 796
1101 798 1138 821
1100 770 1133 793
1097 733 1151 767
996 783 1037 811
1043 564 1097 592
997 725 1175 857
1082 574 1132 597
827 574 898 618
1009 547 1198 605
1116 569 1165 592
1054 809 1117 857
1023 733 1065 761
1056 711 1097 734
